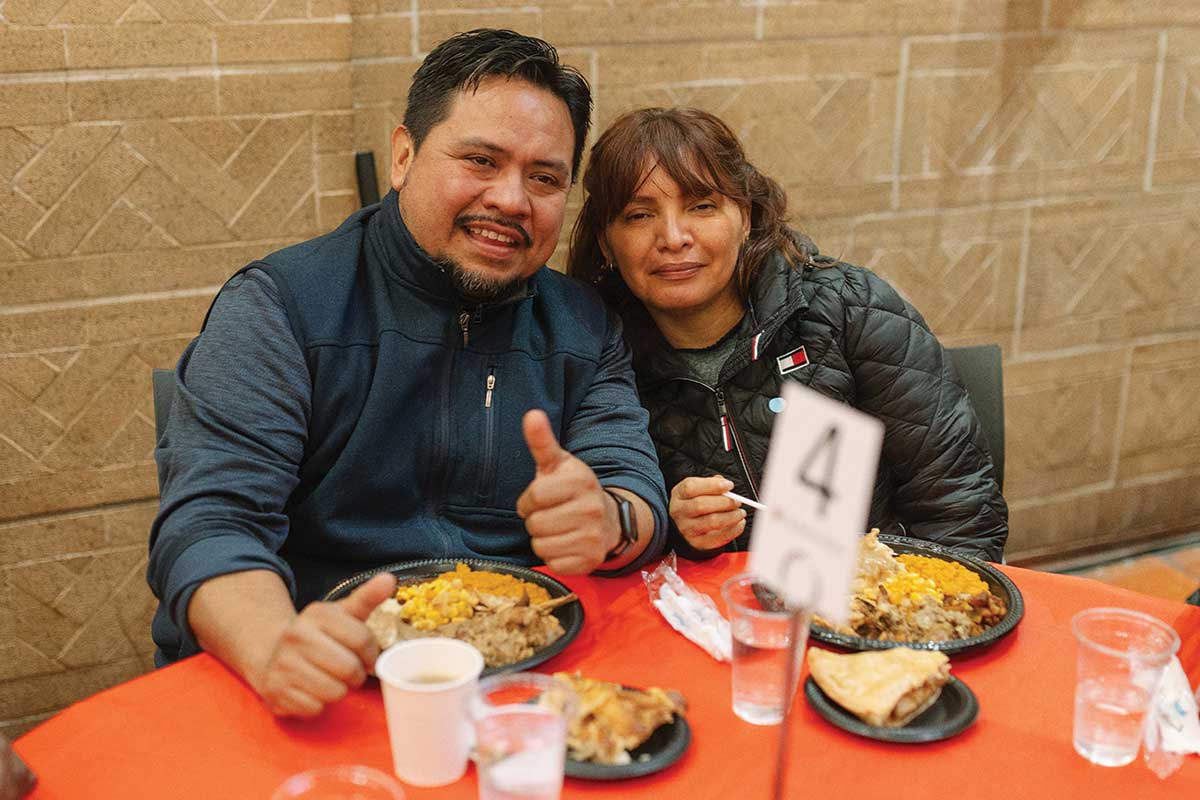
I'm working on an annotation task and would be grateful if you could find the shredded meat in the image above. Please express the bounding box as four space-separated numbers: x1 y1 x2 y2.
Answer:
366 589 575 668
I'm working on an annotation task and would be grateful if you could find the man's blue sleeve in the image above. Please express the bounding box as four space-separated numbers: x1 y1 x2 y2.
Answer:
147 269 310 660
562 313 669 575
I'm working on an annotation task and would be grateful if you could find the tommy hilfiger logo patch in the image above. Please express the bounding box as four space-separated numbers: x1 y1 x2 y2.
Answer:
776 345 810 376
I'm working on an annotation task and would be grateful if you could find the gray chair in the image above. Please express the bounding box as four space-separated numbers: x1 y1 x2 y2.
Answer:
946 344 1005 491
152 368 175 443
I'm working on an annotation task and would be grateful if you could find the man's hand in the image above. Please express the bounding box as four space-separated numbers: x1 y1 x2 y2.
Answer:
516 410 619 574
0 737 35 800
252 573 396 718
670 476 746 551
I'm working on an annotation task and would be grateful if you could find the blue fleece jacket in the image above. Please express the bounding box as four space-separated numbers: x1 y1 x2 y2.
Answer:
147 192 668 665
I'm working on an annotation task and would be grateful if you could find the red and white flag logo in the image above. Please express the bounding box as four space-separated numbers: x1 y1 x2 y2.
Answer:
776 345 809 376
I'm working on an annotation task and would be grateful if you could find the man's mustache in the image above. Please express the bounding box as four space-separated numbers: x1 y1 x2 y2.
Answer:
455 214 532 248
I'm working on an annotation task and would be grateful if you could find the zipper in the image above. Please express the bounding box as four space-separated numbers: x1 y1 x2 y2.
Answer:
458 310 471 346
676 378 760 501
429 310 465 531
478 368 498 503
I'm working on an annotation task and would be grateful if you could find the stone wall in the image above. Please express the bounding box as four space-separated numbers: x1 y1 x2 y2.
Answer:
2 0 1199 735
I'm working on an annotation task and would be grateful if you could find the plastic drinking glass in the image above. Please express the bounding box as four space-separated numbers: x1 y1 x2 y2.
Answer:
270 765 406 799
721 572 810 725
1071 607 1180 767
468 672 575 800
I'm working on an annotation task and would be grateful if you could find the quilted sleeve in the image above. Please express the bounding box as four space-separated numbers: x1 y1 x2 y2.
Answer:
839 267 1009 562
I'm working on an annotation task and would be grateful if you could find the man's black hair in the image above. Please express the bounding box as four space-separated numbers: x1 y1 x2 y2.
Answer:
404 29 592 181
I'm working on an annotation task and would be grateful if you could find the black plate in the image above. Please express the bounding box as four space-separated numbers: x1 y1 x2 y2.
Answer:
809 535 1024 656
804 674 978 743
323 558 584 677
565 711 690 780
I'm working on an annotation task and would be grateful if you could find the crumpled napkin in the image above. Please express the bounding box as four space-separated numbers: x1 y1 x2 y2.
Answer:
1143 656 1200 778
642 554 731 662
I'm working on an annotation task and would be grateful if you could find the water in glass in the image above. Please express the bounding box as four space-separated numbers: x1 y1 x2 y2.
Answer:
731 620 801 725
475 706 565 800
1073 678 1153 767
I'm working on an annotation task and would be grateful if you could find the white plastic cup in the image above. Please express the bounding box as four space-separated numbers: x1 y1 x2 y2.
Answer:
1071 607 1180 767
376 638 485 787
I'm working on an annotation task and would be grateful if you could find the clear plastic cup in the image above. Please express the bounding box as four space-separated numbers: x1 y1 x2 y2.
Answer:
468 673 576 800
1071 607 1180 767
270 765 406 799
721 572 810 726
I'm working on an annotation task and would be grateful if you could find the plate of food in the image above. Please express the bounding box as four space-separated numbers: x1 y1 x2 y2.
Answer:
804 647 978 743
540 673 689 781
324 559 584 676
786 532 1022 655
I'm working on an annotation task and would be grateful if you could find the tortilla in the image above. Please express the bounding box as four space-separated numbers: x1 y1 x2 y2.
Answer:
807 647 951 728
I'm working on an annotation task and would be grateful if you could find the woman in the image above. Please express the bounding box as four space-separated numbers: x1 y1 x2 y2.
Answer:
567 107 1007 562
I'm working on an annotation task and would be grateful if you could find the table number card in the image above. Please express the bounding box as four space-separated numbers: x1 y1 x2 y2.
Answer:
748 382 884 623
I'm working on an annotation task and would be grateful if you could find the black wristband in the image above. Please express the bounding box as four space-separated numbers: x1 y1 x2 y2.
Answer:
603 488 638 559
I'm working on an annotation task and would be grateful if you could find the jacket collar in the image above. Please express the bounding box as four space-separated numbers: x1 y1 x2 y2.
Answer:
367 188 536 310
621 238 817 387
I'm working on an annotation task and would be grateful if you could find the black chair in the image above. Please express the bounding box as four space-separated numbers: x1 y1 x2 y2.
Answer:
151 368 175 443
946 344 1005 491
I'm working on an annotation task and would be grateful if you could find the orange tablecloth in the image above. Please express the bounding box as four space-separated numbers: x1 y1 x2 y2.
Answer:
16 554 1200 798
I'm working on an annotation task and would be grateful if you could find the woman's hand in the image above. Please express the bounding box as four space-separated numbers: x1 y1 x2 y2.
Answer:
670 476 747 551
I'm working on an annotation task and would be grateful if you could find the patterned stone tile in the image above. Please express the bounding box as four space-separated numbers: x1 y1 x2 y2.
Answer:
65 23 213 69
122 167 235 246
54 549 147 626
0 463 159 521
1003 350 1125 501
0 514 109 568
76 202 156 256
1021 192 1200 353
0 356 59 404
0 129 39 183
762 0 1043 38
24 139 145 259
1103 471 1200 546
1046 0 1200 29
0 657 147 719
545 3 756 47
1117 339 1200 479
1152 29 1200 190
0 27 66 73
840 207 1024 345
1007 490 1108 562
899 31 1159 209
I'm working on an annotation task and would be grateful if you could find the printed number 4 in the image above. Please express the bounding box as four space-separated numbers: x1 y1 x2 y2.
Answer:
797 425 839 516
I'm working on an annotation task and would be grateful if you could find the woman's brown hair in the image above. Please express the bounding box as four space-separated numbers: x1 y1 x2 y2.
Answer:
567 107 813 301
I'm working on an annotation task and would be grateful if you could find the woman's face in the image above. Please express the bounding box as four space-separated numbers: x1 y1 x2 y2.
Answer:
602 164 748 319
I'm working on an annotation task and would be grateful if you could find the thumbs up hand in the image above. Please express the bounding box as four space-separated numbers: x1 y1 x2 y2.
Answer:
517 410 620 575
255 572 397 718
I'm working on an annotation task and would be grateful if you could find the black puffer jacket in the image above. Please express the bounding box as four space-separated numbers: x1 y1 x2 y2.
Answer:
618 247 1009 562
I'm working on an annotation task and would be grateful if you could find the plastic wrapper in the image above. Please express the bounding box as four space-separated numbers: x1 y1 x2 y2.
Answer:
1142 656 1200 779
642 554 731 662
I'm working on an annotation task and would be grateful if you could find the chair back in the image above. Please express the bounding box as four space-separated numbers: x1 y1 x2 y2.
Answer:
152 369 175 443
946 344 1005 490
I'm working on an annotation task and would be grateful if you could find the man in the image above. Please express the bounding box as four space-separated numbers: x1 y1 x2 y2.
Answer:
148 29 668 717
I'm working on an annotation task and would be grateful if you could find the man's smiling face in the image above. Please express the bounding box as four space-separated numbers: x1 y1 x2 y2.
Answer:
391 76 576 301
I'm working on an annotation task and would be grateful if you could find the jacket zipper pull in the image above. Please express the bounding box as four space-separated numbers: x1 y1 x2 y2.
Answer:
716 389 732 452
485 372 496 408
458 310 471 346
